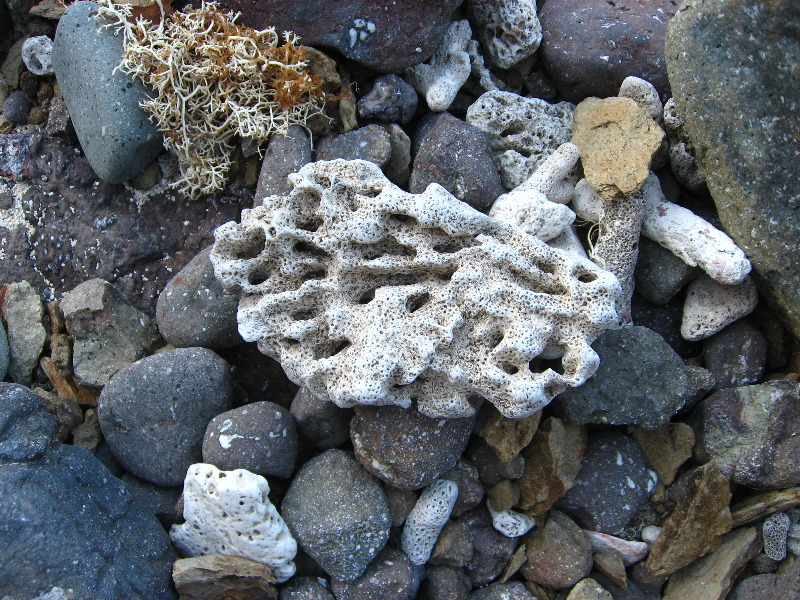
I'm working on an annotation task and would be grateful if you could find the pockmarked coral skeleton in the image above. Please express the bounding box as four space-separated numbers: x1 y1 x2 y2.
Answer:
211 159 621 418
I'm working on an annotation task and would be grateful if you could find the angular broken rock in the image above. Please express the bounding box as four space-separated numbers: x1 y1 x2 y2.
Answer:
172 554 277 600
212 159 620 418
0 281 46 386
521 510 593 590
478 408 541 464
631 422 696 487
60 278 160 387
645 462 732 576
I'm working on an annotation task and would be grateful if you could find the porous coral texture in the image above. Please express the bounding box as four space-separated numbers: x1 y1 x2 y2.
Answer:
401 479 458 565
97 0 328 198
169 463 297 582
468 0 542 69
467 90 574 189
212 159 620 418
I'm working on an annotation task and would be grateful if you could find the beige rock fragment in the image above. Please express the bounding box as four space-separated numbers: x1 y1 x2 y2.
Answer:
172 554 277 600
645 462 733 576
566 578 613 600
631 422 696 486
571 96 665 201
487 479 520 512
593 549 628 589
0 281 46 386
479 408 541 463
618 76 663 122
730 487 800 528
583 530 649 566
518 418 586 514
662 527 761 600
681 275 758 341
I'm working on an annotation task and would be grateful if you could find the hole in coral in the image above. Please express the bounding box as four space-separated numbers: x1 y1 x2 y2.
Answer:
298 218 322 232
500 124 525 138
331 340 350 355
292 310 315 320
533 260 554 275
437 268 457 281
487 329 504 348
577 271 597 283
235 229 266 260
284 338 300 347
248 268 271 286
219 473 227 478
406 292 430 313
389 213 416 225
358 288 376 304
305 269 327 280
360 239 416 260
501 363 519 375
294 240 329 257
314 339 350 359
433 238 474 254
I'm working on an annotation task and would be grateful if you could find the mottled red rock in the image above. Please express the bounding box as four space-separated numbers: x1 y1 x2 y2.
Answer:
522 511 593 590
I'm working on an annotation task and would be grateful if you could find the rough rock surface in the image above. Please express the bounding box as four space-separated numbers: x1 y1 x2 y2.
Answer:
97 347 234 486
156 246 242 349
216 0 461 73
666 0 800 339
702 319 767 389
52 1 162 182
553 326 691 430
254 125 312 204
0 322 8 380
468 0 541 70
521 511 593 590
634 237 698 305
202 401 298 478
172 554 277 600
357 74 418 125
212 159 620 419
330 547 413 600
700 381 800 489
280 450 391 582
0 280 45 385
0 383 176 600
316 125 392 170
351 404 473 490
289 386 352 450
409 112 504 211
539 0 679 103
61 278 160 388
461 506 520 587
556 431 656 534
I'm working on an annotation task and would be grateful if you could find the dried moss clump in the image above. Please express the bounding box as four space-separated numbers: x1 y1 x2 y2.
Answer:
98 0 329 198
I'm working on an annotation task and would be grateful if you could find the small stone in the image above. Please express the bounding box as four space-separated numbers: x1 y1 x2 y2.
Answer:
521 511 593 590
156 246 242 349
631 294 702 360
487 479 520 513
430 519 474 568
290 386 352 450
281 449 391 582
593 550 628 590
571 97 665 200
330 547 412 600
52 1 162 182
444 459 485 517
631 423 696 487
0 281 46 386
3 89 31 123
556 431 655 534
479 407 541 464
97 347 234 486
60 279 160 387
553 326 691 430
203 401 298 478
0 322 8 380
316 124 392 169
634 237 698 305
72 407 102 452
172 554 277 600
409 111 505 211
729 556 800 600
518 417 587 515
645 463 732 577
280 577 335 600
0 383 58 462
121 473 182 527
466 437 525 487
27 106 47 125
681 275 758 341
45 91 70 135
703 319 767 388
382 123 412 186
350 404 474 490
384 486 418 528
700 381 800 489
661 527 760 600
468 581 537 600
583 531 649 567
566 578 613 600
462 506 519 587
357 74 418 125
425 565 470 600
539 0 678 103
254 125 311 205
33 388 82 442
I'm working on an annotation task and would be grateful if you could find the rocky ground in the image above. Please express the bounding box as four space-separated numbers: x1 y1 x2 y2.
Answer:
1 0 800 599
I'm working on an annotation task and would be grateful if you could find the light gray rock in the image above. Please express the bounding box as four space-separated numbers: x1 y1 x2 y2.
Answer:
52 0 162 183
1 316 11 381
254 125 312 207
0 280 46 386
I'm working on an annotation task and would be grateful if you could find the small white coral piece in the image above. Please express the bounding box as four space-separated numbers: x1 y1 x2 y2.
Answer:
487 500 536 538
405 20 472 112
618 76 663 122
516 142 581 205
572 173 751 286
583 530 650 566
467 90 574 189
663 98 707 192
211 159 621 418
681 275 758 341
169 463 297 582
468 0 542 69
762 512 791 561
22 35 54 76
490 189 575 242
401 479 458 565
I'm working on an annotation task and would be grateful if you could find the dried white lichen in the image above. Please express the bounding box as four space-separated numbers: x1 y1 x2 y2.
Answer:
96 0 329 198
211 159 621 418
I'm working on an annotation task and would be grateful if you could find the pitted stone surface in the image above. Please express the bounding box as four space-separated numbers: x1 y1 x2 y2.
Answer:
212 159 620 418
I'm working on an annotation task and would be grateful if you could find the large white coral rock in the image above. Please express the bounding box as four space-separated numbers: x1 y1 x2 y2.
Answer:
169 463 297 582
212 159 620 418
467 90 574 189
468 0 542 69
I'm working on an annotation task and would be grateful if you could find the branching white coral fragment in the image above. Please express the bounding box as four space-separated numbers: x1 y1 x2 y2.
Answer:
96 0 328 198
487 500 536 538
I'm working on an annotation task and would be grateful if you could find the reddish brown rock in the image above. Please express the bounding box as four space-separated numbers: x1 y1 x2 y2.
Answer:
521 511 593 590
172 554 277 600
215 0 462 72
